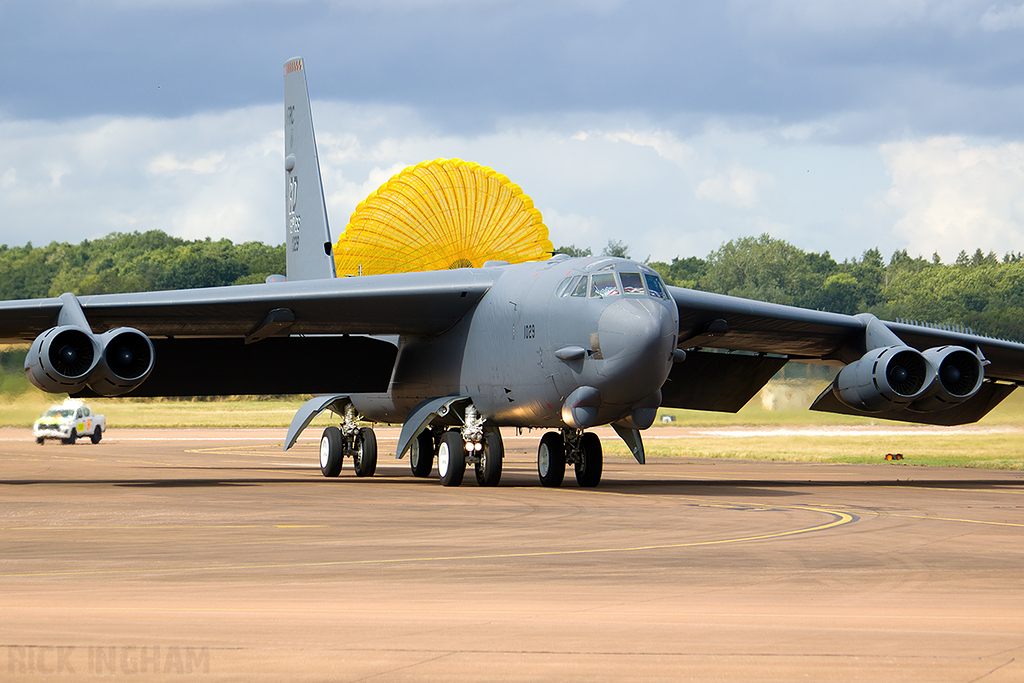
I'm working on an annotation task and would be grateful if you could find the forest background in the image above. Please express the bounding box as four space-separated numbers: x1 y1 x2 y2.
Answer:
3 230 1024 397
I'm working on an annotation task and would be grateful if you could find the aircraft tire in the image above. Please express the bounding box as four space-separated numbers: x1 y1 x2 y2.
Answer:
90 429 102 444
474 430 503 487
437 430 466 487
574 432 603 487
353 427 377 477
410 430 434 478
537 432 566 488
319 426 344 477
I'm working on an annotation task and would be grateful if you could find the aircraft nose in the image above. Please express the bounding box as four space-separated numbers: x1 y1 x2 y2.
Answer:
594 297 676 404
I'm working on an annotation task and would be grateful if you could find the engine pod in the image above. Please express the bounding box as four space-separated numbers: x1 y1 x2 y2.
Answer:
909 346 985 412
87 328 156 396
25 325 100 394
833 345 935 412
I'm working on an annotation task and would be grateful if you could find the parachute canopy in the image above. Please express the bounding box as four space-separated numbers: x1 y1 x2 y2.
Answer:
333 159 552 277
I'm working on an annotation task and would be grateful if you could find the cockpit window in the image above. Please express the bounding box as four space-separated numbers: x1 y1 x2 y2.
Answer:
570 276 589 297
591 273 619 298
556 276 578 298
620 272 645 295
643 273 666 299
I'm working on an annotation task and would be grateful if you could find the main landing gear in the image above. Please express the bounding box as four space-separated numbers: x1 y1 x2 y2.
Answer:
433 428 503 487
415 405 504 487
537 429 602 488
319 405 377 478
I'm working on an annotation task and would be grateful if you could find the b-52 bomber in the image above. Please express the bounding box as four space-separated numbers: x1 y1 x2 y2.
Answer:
3 58 1024 488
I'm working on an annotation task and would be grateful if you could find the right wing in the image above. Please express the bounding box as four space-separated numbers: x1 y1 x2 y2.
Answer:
664 285 1024 425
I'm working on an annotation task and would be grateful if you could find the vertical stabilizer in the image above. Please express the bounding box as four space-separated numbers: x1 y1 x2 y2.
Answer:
283 57 336 281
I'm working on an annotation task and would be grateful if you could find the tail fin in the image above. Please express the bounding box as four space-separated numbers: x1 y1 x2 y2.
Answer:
283 57 336 281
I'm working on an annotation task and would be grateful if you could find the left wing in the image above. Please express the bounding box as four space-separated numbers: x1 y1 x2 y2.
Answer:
664 285 1024 425
0 268 496 341
1 268 498 397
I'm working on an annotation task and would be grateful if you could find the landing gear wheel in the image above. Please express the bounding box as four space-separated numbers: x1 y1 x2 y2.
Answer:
537 431 566 488
574 432 603 487
352 427 377 477
474 430 503 487
437 430 466 487
90 429 102 444
410 430 435 478
319 426 343 477
62 430 77 446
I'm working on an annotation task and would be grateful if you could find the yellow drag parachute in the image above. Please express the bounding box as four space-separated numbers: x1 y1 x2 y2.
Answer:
333 159 553 277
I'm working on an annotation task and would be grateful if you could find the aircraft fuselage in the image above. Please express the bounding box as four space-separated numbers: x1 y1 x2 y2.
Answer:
352 256 679 429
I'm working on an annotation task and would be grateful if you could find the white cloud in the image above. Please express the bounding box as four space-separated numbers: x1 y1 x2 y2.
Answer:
882 136 1024 260
542 209 603 250
738 0 988 33
695 164 775 208
0 98 984 266
980 2 1024 31
0 107 282 247
590 129 694 165
148 152 226 175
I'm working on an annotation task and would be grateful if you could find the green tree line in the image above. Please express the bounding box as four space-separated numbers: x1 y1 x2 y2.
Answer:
644 234 1024 342
0 230 285 300
4 230 1024 399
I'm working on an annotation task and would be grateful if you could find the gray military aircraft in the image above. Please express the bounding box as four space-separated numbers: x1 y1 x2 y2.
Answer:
3 58 1024 488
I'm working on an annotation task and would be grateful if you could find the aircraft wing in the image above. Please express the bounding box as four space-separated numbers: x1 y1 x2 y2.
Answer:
0 268 498 397
664 285 1024 424
0 268 497 342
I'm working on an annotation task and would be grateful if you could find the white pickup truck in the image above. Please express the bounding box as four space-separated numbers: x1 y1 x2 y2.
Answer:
33 399 105 445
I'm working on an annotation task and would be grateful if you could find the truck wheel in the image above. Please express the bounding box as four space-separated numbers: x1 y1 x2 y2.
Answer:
36 437 44 445
63 430 77 446
90 429 102 444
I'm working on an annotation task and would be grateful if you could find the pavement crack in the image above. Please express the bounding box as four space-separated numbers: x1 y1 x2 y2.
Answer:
967 657 1015 682
346 651 455 682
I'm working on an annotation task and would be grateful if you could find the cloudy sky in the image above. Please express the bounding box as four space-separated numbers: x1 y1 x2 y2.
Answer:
2 0 1023 264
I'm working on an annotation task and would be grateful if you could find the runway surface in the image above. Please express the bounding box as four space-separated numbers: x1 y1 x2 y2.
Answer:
2 426 1023 681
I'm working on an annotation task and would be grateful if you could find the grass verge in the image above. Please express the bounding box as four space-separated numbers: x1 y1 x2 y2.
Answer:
3 384 1023 469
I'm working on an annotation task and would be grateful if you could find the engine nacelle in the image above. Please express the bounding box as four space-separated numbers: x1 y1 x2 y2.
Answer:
24 325 101 394
909 346 985 412
25 325 155 396
87 327 156 396
833 345 935 412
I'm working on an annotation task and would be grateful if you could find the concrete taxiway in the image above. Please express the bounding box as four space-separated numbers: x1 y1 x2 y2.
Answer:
1 426 1022 681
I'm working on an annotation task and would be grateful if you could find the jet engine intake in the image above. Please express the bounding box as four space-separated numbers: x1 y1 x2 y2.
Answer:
909 346 985 412
25 325 155 396
833 345 934 412
25 325 100 394
87 327 156 396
